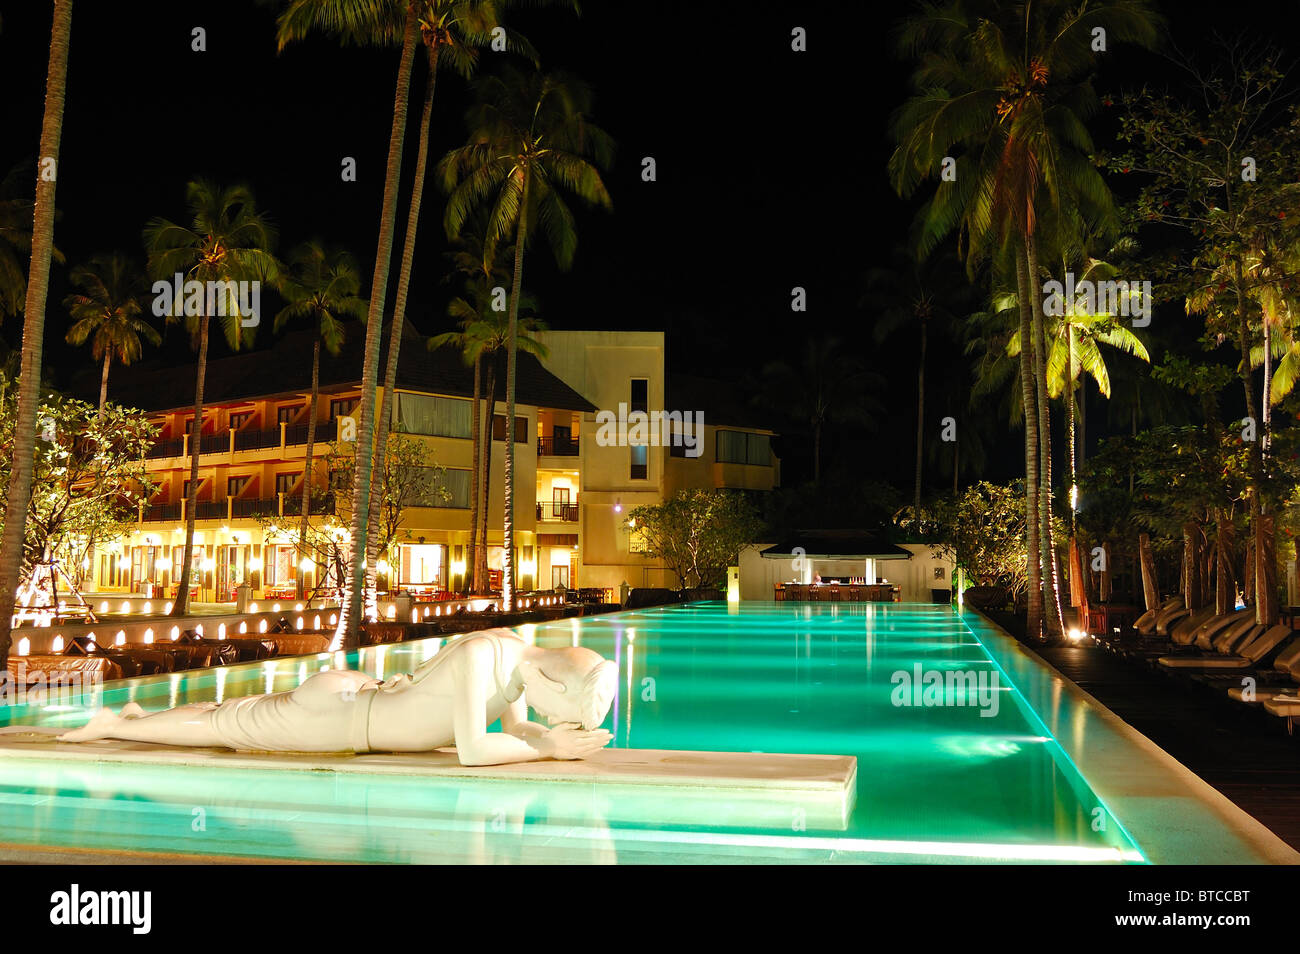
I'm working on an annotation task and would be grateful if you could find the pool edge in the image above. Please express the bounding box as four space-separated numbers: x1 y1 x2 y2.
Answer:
963 607 1300 865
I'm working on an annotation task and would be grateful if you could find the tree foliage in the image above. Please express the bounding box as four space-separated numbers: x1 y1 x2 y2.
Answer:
629 490 764 591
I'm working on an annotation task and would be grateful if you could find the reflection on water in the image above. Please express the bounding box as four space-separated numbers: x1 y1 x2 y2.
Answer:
0 603 1144 863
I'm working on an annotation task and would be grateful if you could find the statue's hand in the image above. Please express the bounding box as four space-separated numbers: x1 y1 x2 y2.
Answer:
542 722 613 760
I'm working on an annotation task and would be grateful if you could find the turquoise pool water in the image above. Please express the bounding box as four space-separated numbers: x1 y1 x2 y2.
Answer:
0 602 1146 863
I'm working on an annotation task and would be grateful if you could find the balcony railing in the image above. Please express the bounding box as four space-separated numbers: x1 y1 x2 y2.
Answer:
285 419 338 446
141 501 181 522
194 500 227 520
536 501 579 521
234 427 281 451
537 435 579 457
230 497 280 519
145 436 185 459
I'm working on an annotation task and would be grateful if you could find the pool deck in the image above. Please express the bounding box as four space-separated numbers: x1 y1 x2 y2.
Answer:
964 608 1300 864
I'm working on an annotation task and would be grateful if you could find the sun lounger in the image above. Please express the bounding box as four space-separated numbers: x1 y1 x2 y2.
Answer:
1158 624 1292 671
1134 597 1182 636
1155 602 1196 636
1202 614 1259 652
1215 640 1300 703
1174 606 1251 647
1166 606 1219 644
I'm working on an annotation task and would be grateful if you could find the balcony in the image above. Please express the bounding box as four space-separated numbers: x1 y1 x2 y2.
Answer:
234 427 281 451
536 501 579 522
141 501 181 522
145 436 185 460
285 418 338 446
537 435 579 457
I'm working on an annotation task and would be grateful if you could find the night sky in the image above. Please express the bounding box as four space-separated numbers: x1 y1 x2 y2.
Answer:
1 0 1296 495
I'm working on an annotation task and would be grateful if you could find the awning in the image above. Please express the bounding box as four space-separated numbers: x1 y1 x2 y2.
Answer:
759 531 913 561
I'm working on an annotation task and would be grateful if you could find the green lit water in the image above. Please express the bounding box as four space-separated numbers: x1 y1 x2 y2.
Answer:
0 602 1145 863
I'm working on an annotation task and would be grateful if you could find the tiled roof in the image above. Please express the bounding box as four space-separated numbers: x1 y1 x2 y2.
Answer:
760 530 912 560
79 319 596 414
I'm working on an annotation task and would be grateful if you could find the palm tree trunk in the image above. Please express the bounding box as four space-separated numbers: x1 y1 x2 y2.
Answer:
335 8 419 650
171 314 209 618
502 172 532 612
296 337 320 601
0 0 72 667
913 316 926 514
1138 532 1158 611
1013 246 1043 639
1026 233 1065 639
98 351 111 412
952 438 958 496
366 42 440 609
467 352 481 594
476 356 497 594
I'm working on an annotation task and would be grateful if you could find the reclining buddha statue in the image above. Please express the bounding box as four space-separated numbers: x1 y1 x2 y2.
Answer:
59 628 619 767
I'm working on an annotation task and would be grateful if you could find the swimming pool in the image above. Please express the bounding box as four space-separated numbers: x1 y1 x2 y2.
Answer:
0 602 1155 863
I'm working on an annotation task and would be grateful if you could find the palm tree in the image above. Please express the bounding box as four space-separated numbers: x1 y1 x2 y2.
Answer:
366 0 557 612
0 0 72 669
864 246 971 513
759 337 883 484
430 242 546 594
274 241 367 600
889 0 1161 640
278 0 421 646
144 180 278 618
439 67 613 610
0 162 64 320
64 253 160 411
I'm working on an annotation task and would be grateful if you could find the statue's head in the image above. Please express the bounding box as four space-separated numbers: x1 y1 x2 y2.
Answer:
522 646 618 730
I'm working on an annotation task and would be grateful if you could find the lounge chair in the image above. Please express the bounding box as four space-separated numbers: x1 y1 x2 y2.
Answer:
1214 640 1300 703
1157 623 1292 671
1133 597 1183 636
1165 606 1219 644
1154 601 1196 636
1173 606 1252 647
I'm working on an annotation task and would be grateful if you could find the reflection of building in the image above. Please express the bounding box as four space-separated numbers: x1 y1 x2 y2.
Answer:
82 325 779 600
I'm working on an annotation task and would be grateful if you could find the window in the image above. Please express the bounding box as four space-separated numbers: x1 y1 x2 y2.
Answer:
275 472 299 495
396 393 472 438
183 478 206 499
277 406 297 425
425 468 471 509
492 414 529 443
715 430 772 466
229 411 253 430
227 476 249 497
630 444 648 480
630 378 649 414
330 397 357 420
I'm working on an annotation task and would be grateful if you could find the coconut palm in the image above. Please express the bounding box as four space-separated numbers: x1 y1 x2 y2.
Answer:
277 0 421 646
144 180 278 618
759 337 884 484
365 0 556 612
439 67 613 609
864 246 972 513
889 0 1161 640
0 0 72 669
274 241 367 600
430 240 546 594
64 253 160 411
0 162 64 320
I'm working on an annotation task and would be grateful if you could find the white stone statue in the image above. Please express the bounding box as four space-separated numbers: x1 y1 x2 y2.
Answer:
59 629 618 766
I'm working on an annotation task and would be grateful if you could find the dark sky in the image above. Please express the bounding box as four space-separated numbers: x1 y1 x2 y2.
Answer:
2 0 1298 491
